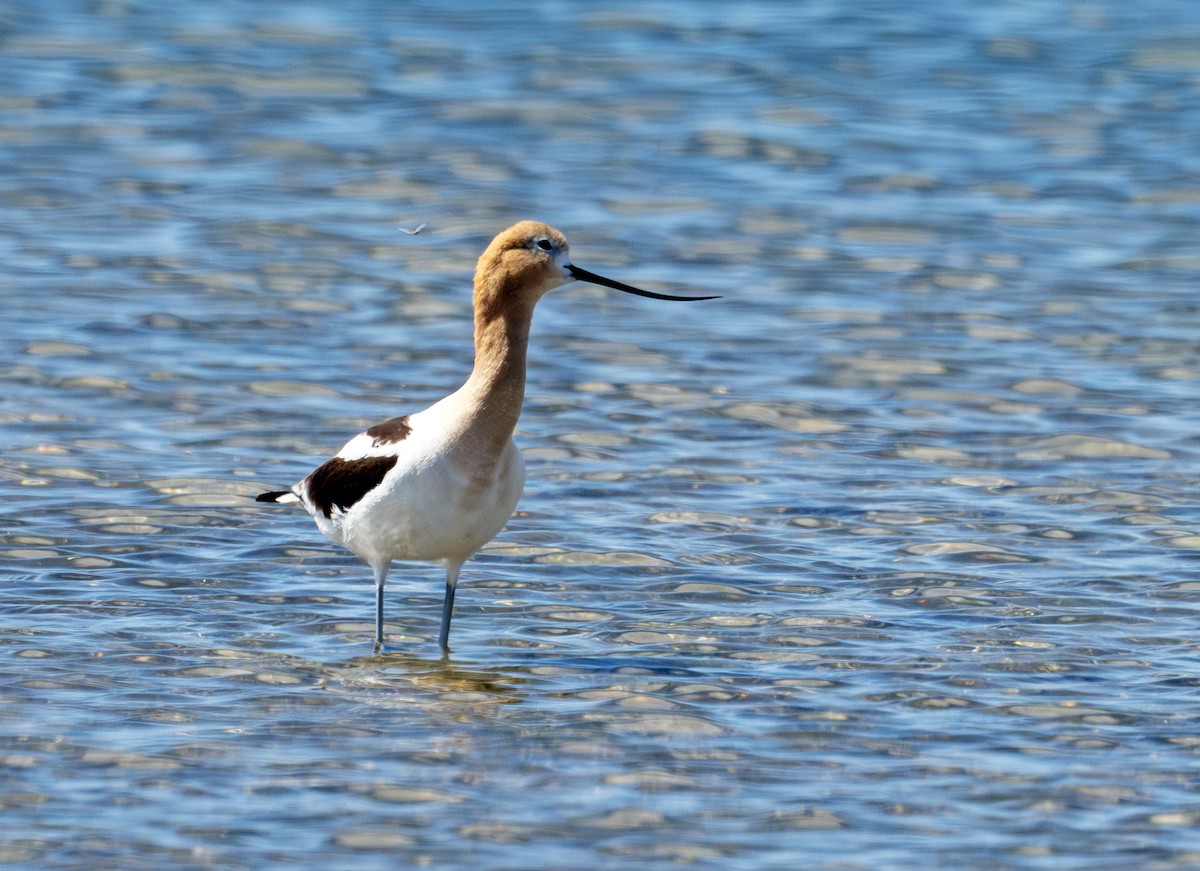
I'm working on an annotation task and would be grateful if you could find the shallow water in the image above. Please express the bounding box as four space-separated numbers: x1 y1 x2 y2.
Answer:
3 1 1200 868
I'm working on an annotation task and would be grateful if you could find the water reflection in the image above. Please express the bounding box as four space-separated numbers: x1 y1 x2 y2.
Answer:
327 650 527 705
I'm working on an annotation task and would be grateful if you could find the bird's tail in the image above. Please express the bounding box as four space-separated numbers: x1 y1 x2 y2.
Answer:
256 490 299 504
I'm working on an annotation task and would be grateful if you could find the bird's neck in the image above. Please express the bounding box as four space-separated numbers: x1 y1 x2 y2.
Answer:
460 279 536 441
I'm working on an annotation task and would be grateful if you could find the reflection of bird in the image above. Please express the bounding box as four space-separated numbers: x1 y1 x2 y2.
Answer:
257 221 718 651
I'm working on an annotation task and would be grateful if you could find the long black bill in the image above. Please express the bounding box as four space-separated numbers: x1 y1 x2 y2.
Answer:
566 264 720 301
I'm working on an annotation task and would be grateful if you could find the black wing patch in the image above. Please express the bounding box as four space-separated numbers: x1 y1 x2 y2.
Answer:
366 416 412 447
305 455 398 518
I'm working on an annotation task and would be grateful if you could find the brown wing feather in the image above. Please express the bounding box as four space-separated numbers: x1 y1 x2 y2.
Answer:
366 416 412 446
305 455 399 518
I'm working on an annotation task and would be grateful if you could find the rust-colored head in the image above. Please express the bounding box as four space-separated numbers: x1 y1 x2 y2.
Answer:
473 220 719 324
473 221 573 311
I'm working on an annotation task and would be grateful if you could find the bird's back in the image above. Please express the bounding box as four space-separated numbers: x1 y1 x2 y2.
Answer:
296 397 526 568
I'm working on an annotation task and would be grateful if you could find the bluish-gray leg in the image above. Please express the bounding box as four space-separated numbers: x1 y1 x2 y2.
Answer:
438 560 463 653
373 561 389 648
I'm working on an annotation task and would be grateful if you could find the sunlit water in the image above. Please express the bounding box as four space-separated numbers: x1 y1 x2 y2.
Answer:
3 1 1200 868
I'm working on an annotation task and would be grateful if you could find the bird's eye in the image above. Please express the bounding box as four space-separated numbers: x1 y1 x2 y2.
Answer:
536 239 553 251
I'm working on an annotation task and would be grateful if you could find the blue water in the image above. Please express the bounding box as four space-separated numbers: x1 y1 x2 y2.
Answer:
3 1 1200 868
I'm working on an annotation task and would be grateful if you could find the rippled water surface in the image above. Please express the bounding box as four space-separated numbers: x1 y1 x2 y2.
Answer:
4 1 1200 868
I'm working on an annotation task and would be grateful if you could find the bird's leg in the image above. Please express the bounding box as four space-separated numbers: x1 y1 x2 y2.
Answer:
438 559 463 653
372 561 389 649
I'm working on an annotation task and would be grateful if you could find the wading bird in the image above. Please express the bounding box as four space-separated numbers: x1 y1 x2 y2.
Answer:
256 221 717 651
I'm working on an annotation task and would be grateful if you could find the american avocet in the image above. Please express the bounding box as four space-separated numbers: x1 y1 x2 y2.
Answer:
257 221 717 651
